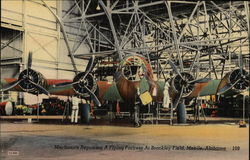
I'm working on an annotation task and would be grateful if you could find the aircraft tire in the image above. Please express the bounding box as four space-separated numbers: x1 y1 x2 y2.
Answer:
82 104 90 124
177 103 187 124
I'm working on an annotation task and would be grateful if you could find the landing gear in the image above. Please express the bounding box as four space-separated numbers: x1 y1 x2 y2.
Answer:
81 103 90 124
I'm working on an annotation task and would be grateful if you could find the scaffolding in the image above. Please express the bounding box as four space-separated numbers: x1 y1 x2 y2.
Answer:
54 0 249 80
1 1 249 79
1 1 249 122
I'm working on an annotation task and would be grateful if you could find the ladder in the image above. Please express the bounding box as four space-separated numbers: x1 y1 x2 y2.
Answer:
188 98 207 123
155 102 174 125
62 101 71 122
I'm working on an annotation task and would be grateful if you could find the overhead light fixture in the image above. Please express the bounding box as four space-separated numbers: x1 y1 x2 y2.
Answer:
96 3 101 10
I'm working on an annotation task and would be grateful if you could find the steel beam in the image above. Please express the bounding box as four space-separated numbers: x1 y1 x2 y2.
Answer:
165 1 183 70
99 0 124 60
41 0 78 74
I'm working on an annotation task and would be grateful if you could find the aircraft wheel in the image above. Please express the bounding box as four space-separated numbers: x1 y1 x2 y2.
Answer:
82 104 90 124
177 103 187 124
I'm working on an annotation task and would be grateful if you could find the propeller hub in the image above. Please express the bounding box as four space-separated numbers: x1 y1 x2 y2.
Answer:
181 80 188 86
72 72 97 97
172 72 195 97
79 79 88 87
18 69 47 94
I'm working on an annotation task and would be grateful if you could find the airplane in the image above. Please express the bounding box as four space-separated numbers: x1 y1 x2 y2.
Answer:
53 53 211 126
52 54 165 126
1 52 249 127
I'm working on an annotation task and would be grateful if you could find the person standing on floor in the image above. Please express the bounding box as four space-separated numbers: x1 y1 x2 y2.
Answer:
163 81 171 109
71 95 81 123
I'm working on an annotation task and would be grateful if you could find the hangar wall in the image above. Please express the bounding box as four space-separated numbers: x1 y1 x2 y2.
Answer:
1 0 89 80
1 0 91 104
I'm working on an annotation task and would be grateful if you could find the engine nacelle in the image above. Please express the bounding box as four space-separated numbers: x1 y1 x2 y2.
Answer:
18 69 47 94
228 68 249 92
171 72 195 97
217 68 249 94
72 72 97 97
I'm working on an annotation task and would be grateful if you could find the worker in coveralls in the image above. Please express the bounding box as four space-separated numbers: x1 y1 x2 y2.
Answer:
163 81 170 108
71 95 81 123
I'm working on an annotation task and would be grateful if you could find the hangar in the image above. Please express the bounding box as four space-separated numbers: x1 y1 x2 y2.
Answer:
0 1 249 159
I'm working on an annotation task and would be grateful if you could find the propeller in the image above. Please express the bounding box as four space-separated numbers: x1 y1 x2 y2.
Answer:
54 55 96 88
27 51 33 70
217 69 249 95
168 60 211 108
0 79 24 92
28 79 50 95
171 72 194 108
54 55 101 107
239 52 243 75
218 53 249 95
173 86 184 109
168 60 184 80
217 79 241 95
1 52 50 96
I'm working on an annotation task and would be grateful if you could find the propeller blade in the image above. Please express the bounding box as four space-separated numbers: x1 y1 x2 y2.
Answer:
28 80 50 96
0 79 24 92
173 86 184 108
84 86 101 107
27 52 33 69
239 52 243 75
168 60 184 80
188 78 212 84
26 52 33 77
217 79 241 95
82 55 95 80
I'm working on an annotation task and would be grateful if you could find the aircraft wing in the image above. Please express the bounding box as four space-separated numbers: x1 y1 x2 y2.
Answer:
0 78 75 96
188 79 221 97
46 79 75 96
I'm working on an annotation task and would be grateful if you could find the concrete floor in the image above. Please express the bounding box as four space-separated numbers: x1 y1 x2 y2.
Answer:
0 121 248 160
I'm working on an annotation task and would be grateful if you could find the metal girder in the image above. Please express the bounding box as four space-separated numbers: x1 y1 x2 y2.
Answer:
99 0 124 61
165 1 184 71
45 0 249 80
1 32 22 50
41 0 78 74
